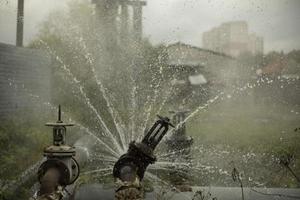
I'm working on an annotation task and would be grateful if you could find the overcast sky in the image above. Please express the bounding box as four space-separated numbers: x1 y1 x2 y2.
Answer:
0 0 299 53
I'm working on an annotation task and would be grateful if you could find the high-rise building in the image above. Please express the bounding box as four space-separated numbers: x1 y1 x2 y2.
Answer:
203 21 263 57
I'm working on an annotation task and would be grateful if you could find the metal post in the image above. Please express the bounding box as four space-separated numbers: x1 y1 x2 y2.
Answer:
128 1 146 43
132 4 142 42
93 0 119 50
120 2 129 44
16 0 24 47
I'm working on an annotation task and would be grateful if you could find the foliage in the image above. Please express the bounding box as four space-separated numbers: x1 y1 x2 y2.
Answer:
0 108 52 199
192 190 217 200
287 50 300 64
28 0 174 139
0 112 49 180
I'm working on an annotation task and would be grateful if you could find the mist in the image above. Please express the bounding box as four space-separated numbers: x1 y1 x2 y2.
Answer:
0 0 300 199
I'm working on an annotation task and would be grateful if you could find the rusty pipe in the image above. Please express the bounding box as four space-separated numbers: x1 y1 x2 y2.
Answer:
38 168 61 196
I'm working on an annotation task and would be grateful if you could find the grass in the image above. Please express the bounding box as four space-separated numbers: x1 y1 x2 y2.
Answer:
181 96 300 187
187 96 300 153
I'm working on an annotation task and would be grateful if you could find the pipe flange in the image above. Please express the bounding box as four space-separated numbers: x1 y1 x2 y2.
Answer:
38 159 70 186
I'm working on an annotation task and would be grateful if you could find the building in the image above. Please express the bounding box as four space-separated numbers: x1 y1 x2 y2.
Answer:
166 42 239 87
164 42 240 106
203 21 263 57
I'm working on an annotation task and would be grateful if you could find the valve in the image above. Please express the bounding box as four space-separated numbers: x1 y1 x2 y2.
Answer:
142 115 174 149
37 105 79 191
113 115 174 181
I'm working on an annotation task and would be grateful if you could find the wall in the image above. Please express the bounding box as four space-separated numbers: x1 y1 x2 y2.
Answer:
0 43 51 117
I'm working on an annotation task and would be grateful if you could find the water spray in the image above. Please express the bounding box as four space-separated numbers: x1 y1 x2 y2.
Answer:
166 110 193 150
165 110 194 191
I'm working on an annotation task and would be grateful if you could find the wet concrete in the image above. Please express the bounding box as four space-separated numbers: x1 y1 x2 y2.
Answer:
73 184 300 200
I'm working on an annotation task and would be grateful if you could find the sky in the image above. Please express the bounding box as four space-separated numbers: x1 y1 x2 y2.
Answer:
0 0 299 53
